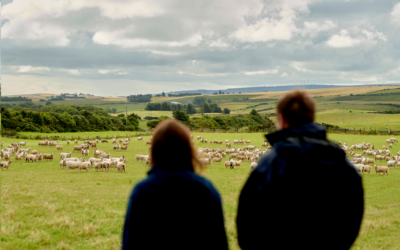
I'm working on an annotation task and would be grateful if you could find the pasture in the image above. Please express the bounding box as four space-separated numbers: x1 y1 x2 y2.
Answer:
1 133 400 249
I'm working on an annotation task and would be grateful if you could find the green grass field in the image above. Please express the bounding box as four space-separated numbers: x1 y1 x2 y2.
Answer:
1 133 400 249
315 110 400 131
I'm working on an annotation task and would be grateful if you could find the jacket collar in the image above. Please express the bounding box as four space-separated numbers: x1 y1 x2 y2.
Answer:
266 123 327 147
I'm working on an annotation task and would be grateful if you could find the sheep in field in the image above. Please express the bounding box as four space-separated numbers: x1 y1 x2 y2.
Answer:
1 160 12 170
94 162 103 172
43 153 54 161
374 165 389 175
67 140 70 145
18 140 27 146
387 160 398 168
121 145 128 151
362 165 372 174
113 144 120 150
56 145 63 150
137 137 143 141
101 139 108 143
25 154 37 163
353 164 364 173
250 161 257 170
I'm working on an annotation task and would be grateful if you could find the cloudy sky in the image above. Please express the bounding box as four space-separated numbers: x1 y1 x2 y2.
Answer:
1 0 400 96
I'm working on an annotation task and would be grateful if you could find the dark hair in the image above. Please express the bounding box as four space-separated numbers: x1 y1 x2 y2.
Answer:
277 90 316 126
151 119 201 171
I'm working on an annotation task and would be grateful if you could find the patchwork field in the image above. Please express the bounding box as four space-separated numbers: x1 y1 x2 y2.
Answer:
1 133 400 249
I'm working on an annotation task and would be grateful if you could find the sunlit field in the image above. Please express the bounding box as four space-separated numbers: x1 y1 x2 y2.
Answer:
1 133 400 249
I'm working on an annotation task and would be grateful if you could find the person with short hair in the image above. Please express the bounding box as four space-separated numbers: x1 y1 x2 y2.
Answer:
236 90 364 250
122 119 228 250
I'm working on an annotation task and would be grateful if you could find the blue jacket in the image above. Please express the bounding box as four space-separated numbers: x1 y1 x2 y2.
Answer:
122 166 228 250
237 123 364 250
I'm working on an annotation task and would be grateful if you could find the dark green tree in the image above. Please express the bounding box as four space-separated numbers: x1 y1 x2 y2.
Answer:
186 104 197 114
173 110 190 126
223 108 231 114
193 96 207 106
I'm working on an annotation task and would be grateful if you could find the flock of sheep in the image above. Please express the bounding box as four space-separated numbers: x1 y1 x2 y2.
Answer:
1 135 398 175
0 138 129 173
341 138 399 175
135 135 270 170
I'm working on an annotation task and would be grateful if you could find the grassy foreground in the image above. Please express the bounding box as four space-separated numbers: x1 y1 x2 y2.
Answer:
1 133 400 249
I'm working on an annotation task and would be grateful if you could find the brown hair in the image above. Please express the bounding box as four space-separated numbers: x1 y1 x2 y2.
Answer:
277 90 316 126
150 119 202 172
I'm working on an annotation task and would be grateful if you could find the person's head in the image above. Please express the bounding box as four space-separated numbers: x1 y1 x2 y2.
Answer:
276 90 316 130
151 119 201 172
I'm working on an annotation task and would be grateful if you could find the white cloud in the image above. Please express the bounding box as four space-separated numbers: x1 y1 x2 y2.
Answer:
62 69 81 75
281 72 289 77
391 3 400 26
351 76 378 82
326 30 360 48
149 50 181 55
16 66 50 73
243 68 279 75
208 40 230 48
361 29 387 42
93 28 203 48
98 69 129 75
301 20 336 37
178 71 229 77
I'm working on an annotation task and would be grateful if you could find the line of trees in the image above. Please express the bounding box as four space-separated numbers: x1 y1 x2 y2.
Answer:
127 94 152 103
2 96 32 102
1 106 142 133
145 109 272 131
145 102 197 114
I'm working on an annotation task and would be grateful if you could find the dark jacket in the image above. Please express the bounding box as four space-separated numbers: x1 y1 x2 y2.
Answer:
122 166 228 250
237 123 364 250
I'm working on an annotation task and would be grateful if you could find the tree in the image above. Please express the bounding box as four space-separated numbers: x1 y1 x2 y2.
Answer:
223 108 231 114
112 108 117 113
162 92 166 97
161 102 171 111
186 104 197 114
45 100 52 106
219 90 221 94
202 103 212 113
173 110 190 126
250 109 259 116
207 99 212 103
193 96 207 106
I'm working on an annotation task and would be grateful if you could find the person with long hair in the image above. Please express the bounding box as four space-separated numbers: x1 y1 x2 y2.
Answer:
122 119 228 250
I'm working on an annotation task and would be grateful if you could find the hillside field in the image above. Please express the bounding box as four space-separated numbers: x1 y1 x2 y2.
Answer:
1 133 400 250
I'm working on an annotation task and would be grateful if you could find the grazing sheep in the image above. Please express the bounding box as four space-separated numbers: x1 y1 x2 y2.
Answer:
66 160 83 172
387 160 398 168
113 144 120 150
74 139 78 144
353 164 364 172
94 162 103 172
137 137 143 141
374 164 389 175
117 159 129 172
18 140 27 146
60 152 72 160
101 139 108 143
121 145 128 151
31 150 38 155
250 161 257 170
1 160 12 170
43 153 54 161
73 146 83 152
25 154 37 163
362 165 372 174
56 145 63 150
67 140 70 145
15 154 22 161
212 157 222 164
145 141 151 146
